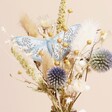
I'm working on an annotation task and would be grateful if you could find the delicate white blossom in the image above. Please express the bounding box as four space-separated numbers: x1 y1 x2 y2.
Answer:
66 97 73 104
79 109 87 112
1 26 6 32
65 79 90 95
38 16 54 29
73 79 90 92
72 20 99 53
65 84 76 95
74 57 87 74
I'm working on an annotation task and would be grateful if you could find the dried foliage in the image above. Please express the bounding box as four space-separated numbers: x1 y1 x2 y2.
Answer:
20 14 38 37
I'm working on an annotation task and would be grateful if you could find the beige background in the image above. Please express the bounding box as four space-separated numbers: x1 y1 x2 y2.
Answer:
0 0 112 112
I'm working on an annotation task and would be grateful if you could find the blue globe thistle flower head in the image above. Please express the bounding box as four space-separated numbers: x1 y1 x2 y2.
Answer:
47 67 67 89
90 49 112 72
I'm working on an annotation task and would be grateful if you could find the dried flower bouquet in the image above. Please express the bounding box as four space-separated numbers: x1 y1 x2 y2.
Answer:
8 0 112 112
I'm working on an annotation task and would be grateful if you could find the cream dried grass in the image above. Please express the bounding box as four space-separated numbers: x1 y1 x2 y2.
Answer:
20 14 38 37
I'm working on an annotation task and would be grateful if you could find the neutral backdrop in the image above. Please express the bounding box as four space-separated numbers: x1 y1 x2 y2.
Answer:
0 0 112 112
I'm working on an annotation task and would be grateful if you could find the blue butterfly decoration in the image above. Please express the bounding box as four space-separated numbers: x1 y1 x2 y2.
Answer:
13 24 80 62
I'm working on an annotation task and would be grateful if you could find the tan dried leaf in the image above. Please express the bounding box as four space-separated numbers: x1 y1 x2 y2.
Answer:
41 51 54 78
20 14 38 37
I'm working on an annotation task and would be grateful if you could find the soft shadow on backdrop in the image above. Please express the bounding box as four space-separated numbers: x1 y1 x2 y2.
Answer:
0 0 112 112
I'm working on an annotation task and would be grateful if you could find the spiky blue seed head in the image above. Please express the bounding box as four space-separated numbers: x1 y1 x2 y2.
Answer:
90 49 112 72
47 67 67 89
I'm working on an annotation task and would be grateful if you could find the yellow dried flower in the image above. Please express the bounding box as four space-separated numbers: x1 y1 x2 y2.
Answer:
62 25 68 32
18 70 22 75
68 9 73 13
38 50 44 56
74 50 79 55
48 32 53 37
56 0 66 34
63 42 69 47
26 67 34 76
64 59 70 65
54 61 60 66
57 38 62 43
100 31 106 36
87 40 92 45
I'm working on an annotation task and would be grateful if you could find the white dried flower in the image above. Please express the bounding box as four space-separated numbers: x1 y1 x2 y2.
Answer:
65 79 90 95
101 32 107 40
38 16 54 29
79 109 87 112
73 79 90 92
40 19 51 29
1 26 6 32
65 84 76 95
97 30 112 42
74 57 87 74
72 20 99 53
66 97 73 104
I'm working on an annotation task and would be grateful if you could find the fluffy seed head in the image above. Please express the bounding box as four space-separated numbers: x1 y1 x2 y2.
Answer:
47 67 67 89
90 49 112 72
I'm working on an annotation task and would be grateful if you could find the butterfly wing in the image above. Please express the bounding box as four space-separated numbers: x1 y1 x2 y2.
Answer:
13 36 47 61
63 24 81 43
47 24 80 60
